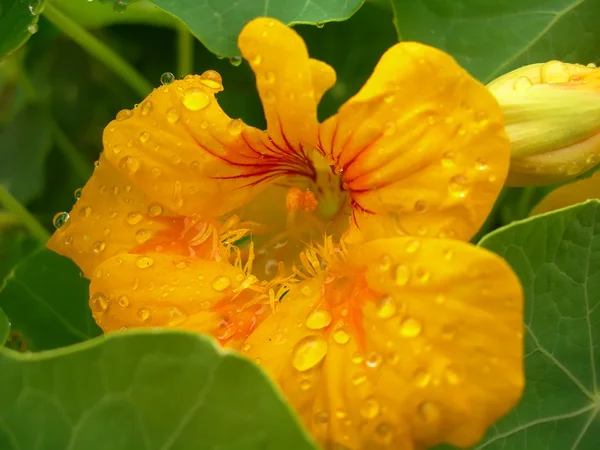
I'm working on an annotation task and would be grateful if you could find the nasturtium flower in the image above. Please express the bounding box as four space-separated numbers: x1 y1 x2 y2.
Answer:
531 170 600 216
48 18 523 449
487 61 600 187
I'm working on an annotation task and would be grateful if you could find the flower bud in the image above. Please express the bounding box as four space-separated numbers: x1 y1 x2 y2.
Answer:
487 61 600 186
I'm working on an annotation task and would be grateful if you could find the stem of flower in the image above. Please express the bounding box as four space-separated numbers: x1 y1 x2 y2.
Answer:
43 3 153 98
177 22 194 77
0 186 50 243
52 123 92 184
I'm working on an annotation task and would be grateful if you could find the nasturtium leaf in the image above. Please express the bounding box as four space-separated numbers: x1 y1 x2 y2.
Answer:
0 248 101 351
0 307 9 346
391 0 600 82
147 0 365 57
473 200 600 449
0 105 53 204
0 0 45 59
0 222 38 284
0 330 317 450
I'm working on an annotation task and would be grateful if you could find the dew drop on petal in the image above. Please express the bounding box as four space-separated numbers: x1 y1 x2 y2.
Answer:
449 175 469 198
299 379 311 391
139 131 150 143
376 295 396 319
540 61 570 84
53 212 70 229
418 402 440 422
73 188 82 200
160 72 175 86
413 368 431 387
90 292 108 312
394 265 411 286
79 206 92 217
199 70 223 89
135 256 154 269
399 317 422 337
300 285 312 297
374 422 393 445
140 101 152 116
92 240 106 253
148 203 163 217
441 151 455 168
116 109 132 121
118 295 129 307
360 397 380 419
306 309 332 330
227 118 245 136
212 275 231 292
379 254 392 271
166 108 180 124
135 229 151 243
444 366 460 385
365 352 382 368
126 211 142 225
405 239 420 253
292 335 328 371
332 328 350 344
182 88 210 111
137 307 151 322
513 76 533 90
168 307 188 325
352 371 367 386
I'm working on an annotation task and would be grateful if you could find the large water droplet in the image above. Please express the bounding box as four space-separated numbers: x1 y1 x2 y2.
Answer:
212 275 231 292
148 203 163 217
182 88 210 111
160 72 175 85
292 335 328 371
513 76 533 91
53 212 70 229
28 0 41 16
305 309 332 330
332 328 350 344
540 61 570 83
227 118 244 136
229 56 242 67
116 109 132 121
200 70 223 89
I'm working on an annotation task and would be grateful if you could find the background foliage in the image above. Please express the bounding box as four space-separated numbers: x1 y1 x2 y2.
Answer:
0 0 599 448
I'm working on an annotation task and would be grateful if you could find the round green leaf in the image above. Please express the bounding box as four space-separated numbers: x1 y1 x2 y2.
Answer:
0 0 45 59
147 0 365 57
391 0 600 82
0 248 101 351
0 330 316 450
474 199 600 449
0 307 9 346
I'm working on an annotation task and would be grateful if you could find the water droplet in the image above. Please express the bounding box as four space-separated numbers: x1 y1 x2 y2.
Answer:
135 229 151 243
351 352 363 364
53 212 70 229
264 90 276 103
182 88 210 111
586 154 597 165
166 108 180 124
73 188 83 200
445 366 460 385
299 379 311 390
113 0 127 14
292 335 328 371
413 368 431 387
116 109 132 121
160 72 175 85
380 254 392 271
374 422 393 445
449 175 469 198
300 285 313 297
474 158 488 170
565 161 580 176
90 292 108 312
140 101 152 116
137 307 151 322
360 397 380 419
405 239 420 253
27 23 38 34
376 295 396 319
126 211 142 225
92 240 106 253
241 342 251 352
418 401 440 422
28 0 41 15
394 265 410 286
262 71 275 84
139 131 150 143
135 256 154 269
227 118 244 136
414 200 427 213
332 328 350 344
212 275 231 292
148 203 162 217
316 21 324 28
119 155 140 174
541 61 570 83
441 151 455 168
118 295 129 307
306 309 332 330
415 267 431 283
199 70 223 90
399 317 422 337
365 352 382 368
443 249 454 261
79 206 92 217
352 371 367 385
513 76 533 90
168 307 188 325
229 56 242 67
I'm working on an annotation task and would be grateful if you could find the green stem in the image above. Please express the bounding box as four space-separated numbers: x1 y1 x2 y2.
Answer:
43 3 153 98
0 186 50 243
177 22 194 77
52 123 92 183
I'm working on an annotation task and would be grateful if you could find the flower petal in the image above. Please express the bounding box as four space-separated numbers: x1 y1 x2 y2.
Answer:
320 43 509 241
239 18 335 154
47 155 184 277
89 253 268 348
243 237 523 449
531 171 600 216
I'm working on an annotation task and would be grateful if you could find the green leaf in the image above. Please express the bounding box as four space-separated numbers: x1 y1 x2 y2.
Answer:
391 0 600 82
0 0 45 59
0 307 8 346
0 330 316 450
0 105 53 204
474 199 600 449
0 248 101 351
0 222 38 283
148 0 365 57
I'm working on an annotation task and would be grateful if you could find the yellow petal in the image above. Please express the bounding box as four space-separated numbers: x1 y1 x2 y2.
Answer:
47 155 184 277
531 171 600 215
239 18 335 154
89 253 269 348
320 42 509 242
243 237 523 449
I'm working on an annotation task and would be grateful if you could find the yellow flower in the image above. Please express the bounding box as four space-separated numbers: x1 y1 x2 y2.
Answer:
48 18 523 449
531 171 600 216
487 61 600 186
